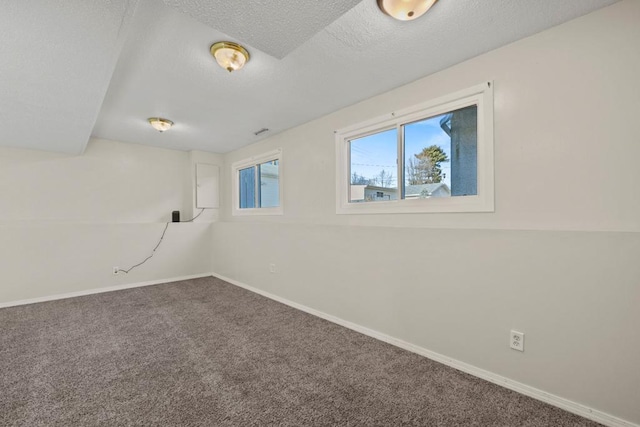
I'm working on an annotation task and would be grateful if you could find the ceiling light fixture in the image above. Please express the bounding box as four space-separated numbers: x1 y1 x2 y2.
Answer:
148 117 173 132
210 41 250 72
377 0 437 21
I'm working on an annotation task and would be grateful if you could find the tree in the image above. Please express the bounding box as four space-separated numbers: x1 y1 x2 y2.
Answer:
374 169 394 188
407 145 448 184
351 172 369 185
406 156 433 185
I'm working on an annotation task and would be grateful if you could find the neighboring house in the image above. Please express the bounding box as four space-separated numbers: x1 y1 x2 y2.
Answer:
364 185 397 201
259 162 280 208
350 184 396 202
349 183 450 202
239 161 280 208
350 183 450 202
350 184 367 202
404 183 451 199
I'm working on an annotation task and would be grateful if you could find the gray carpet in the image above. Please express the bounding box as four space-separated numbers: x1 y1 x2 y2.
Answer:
1 277 601 426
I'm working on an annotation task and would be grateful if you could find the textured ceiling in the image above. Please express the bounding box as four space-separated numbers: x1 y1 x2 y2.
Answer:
0 0 139 154
2 0 619 155
161 0 363 59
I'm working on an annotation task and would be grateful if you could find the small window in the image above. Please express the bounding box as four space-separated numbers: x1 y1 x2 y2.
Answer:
232 149 283 216
336 82 493 214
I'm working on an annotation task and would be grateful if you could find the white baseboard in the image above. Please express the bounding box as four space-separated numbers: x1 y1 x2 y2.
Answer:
0 273 214 309
212 272 637 427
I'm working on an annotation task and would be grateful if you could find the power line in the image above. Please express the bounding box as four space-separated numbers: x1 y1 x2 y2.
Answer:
351 163 396 168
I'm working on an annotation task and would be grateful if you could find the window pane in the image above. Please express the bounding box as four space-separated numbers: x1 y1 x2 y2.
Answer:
349 128 398 203
404 105 477 198
238 166 255 209
258 160 279 208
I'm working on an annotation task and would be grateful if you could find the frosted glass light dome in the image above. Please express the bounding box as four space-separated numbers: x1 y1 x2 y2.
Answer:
377 0 437 21
148 118 173 132
210 42 250 73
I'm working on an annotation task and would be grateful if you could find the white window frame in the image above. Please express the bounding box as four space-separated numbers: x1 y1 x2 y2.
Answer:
335 82 494 214
232 149 283 216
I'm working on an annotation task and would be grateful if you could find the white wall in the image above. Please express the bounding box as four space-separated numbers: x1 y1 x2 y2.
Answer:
213 1 640 425
0 138 217 303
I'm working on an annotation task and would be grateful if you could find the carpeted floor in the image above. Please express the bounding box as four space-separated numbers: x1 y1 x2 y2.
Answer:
1 277 601 426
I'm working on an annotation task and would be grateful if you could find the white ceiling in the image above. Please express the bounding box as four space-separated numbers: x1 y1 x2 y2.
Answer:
0 0 139 154
1 0 619 155
160 0 363 59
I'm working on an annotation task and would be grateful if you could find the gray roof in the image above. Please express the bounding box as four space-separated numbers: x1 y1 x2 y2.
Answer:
404 183 450 196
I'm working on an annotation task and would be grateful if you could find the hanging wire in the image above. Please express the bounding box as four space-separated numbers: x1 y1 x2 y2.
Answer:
117 209 205 274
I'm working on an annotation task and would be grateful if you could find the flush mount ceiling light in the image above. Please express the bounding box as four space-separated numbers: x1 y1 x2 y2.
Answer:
148 117 173 132
210 41 250 73
377 0 437 21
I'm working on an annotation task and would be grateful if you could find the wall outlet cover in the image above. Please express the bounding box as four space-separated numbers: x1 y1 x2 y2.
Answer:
510 330 524 352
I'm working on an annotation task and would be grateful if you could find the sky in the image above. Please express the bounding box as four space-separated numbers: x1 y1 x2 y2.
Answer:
350 113 452 188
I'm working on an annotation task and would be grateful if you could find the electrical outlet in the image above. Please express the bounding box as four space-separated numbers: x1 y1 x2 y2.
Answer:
113 267 120 275
510 330 524 352
269 263 276 273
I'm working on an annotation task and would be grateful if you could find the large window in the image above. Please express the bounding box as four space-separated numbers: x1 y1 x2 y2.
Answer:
232 149 282 216
336 82 493 214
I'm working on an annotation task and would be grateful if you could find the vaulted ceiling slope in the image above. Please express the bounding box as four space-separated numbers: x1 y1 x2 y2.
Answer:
0 0 139 154
2 0 618 155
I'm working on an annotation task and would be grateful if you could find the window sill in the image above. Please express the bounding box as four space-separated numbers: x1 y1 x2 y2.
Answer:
336 195 493 215
232 207 284 216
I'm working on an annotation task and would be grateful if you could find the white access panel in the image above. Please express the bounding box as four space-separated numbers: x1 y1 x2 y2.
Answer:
196 163 219 209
